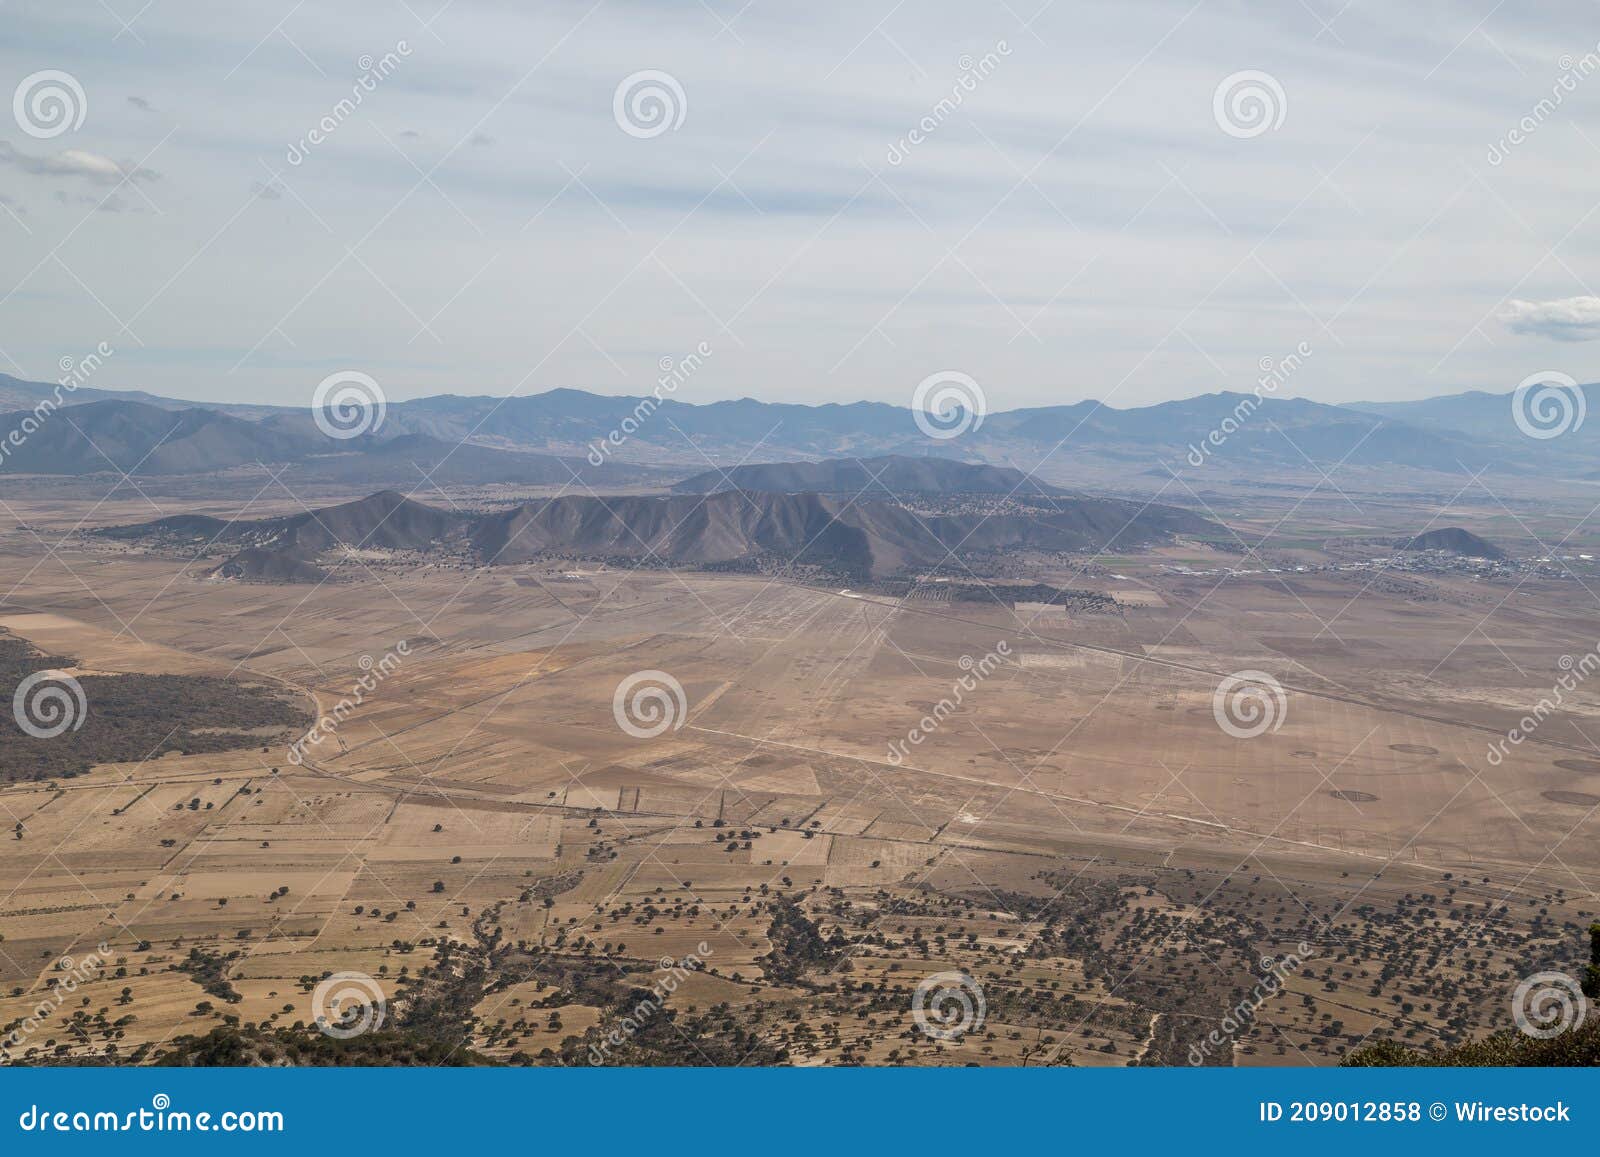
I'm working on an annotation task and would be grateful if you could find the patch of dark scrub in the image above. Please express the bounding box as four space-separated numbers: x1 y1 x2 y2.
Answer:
171 947 244 1004
141 1025 495 1066
400 937 492 1047
759 897 849 985
0 633 309 782
565 986 787 1067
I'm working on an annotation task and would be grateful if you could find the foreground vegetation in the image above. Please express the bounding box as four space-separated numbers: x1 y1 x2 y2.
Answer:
1343 1018 1599 1067
149 1025 495 1066
1347 923 1600 1066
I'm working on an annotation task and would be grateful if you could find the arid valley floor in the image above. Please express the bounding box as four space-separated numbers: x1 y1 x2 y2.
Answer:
2 474 1598 1067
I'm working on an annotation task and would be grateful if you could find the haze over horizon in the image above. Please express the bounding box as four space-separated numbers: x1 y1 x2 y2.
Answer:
0 369 1577 419
5 1 1600 414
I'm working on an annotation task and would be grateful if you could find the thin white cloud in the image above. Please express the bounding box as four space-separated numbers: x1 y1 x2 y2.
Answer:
0 142 160 185
1501 297 1600 342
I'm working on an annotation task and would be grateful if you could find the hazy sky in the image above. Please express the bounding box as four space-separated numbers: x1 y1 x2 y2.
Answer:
4 0 1600 413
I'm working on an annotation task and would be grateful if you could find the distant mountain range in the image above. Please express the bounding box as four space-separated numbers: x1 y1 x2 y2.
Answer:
1348 383 1600 467
0 373 286 420
670 455 1066 496
0 397 658 486
2 373 1592 480
99 488 1222 582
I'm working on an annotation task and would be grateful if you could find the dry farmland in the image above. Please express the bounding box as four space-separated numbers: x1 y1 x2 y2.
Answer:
0 483 1596 1067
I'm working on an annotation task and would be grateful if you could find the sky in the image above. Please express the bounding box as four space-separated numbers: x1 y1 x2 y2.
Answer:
4 0 1600 415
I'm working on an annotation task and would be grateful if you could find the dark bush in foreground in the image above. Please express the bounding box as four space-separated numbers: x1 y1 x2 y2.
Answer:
146 1025 497 1067
1343 1018 1600 1067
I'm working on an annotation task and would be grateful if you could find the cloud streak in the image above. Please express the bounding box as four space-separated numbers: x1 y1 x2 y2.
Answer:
0 142 160 185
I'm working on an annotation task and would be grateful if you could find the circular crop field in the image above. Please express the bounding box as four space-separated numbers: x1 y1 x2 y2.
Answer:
1552 758 1600 774
1541 790 1600 807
